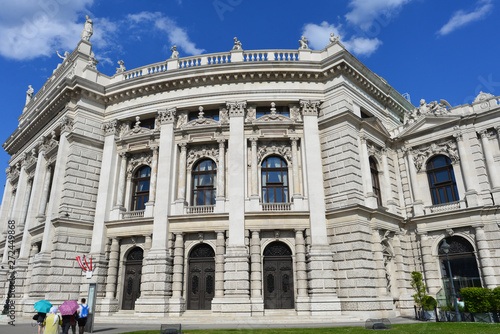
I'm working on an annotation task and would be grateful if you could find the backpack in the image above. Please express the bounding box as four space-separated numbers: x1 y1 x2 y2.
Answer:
81 304 88 318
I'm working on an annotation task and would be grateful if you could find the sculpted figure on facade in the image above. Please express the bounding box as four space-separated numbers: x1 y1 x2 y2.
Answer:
299 36 309 49
257 141 292 164
25 85 34 105
219 108 229 124
412 140 459 171
176 111 188 128
329 32 340 44
116 60 126 74
232 37 242 50
170 45 179 59
245 106 256 122
56 50 70 61
405 98 452 125
187 145 219 168
290 105 302 122
81 15 93 42
127 152 153 177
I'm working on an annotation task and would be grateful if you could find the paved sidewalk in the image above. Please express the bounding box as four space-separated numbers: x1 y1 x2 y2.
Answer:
0 316 419 334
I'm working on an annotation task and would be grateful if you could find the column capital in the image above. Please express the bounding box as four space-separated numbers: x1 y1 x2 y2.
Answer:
249 137 258 144
157 108 176 124
299 99 320 116
453 131 464 142
226 101 247 117
217 138 226 145
59 116 74 134
289 136 300 143
478 129 489 139
118 151 129 159
103 119 118 136
178 141 188 149
150 145 159 152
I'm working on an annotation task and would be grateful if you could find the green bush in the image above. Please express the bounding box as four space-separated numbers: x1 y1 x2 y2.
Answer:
492 287 500 312
422 295 437 311
411 271 427 308
460 287 494 313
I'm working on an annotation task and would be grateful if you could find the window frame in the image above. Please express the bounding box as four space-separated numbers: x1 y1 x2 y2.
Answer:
426 155 459 205
261 156 289 203
191 159 217 206
131 165 151 211
369 157 382 206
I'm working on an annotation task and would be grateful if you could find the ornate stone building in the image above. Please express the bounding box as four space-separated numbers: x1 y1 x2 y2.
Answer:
1 24 500 322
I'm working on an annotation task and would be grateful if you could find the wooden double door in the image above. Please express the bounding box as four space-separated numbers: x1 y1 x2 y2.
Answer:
263 242 294 309
187 244 215 310
122 247 143 310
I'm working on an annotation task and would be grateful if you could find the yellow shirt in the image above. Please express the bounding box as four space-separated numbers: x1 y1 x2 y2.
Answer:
43 313 62 334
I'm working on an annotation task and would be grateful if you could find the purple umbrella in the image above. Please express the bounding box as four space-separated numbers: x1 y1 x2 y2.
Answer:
59 300 79 316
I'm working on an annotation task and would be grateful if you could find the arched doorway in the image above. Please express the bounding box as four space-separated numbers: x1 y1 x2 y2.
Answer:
438 236 481 301
187 244 215 310
263 241 294 309
122 247 143 310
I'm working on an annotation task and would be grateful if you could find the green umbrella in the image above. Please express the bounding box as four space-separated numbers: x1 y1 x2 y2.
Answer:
34 300 52 313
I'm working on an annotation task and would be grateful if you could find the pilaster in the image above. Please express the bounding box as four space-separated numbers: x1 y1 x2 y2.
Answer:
475 226 498 288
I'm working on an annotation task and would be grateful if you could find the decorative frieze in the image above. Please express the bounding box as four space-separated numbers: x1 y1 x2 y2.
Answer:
257 141 292 164
410 140 459 171
127 152 153 176
187 144 219 169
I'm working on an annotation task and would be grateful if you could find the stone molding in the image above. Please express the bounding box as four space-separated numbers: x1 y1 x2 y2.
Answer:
257 141 292 164
410 139 459 172
186 144 219 169
127 152 153 176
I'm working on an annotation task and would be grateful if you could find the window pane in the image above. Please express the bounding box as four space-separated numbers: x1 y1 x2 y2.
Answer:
283 173 288 186
269 189 275 203
263 189 268 203
139 167 151 177
276 189 282 203
138 180 149 192
199 174 213 186
262 174 267 186
438 188 445 202
268 171 281 183
446 187 453 201
284 188 288 202
435 170 450 183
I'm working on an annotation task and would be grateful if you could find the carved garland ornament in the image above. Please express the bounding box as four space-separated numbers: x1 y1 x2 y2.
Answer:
187 145 219 169
411 140 459 172
127 152 153 177
258 141 292 164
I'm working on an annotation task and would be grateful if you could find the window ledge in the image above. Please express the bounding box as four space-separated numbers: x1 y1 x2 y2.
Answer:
261 202 292 211
425 200 464 214
122 210 145 219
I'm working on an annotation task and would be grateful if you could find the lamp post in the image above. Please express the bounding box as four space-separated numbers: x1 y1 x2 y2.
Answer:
440 239 461 322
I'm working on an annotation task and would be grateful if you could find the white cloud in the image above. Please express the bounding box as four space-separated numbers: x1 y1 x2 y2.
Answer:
437 0 493 36
345 0 412 31
302 22 342 50
126 11 204 56
302 21 382 57
0 0 94 60
343 37 383 56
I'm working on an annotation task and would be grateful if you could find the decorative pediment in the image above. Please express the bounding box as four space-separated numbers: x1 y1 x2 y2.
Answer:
362 117 391 137
411 139 459 171
127 152 152 176
258 141 292 163
398 115 460 137
253 102 293 123
184 107 220 128
119 117 156 138
187 144 219 169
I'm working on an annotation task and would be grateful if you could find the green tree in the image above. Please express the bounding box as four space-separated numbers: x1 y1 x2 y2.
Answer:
411 271 427 308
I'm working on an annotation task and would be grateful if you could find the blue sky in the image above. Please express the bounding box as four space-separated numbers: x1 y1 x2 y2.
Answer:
0 0 499 182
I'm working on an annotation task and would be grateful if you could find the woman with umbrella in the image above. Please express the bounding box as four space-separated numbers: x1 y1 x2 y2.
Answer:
59 300 79 334
34 300 52 334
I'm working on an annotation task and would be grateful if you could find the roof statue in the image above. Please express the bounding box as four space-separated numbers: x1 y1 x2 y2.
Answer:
232 37 242 50
56 50 70 61
299 36 309 49
329 32 340 44
116 60 126 74
81 15 93 42
404 98 452 125
170 45 179 59
25 85 34 105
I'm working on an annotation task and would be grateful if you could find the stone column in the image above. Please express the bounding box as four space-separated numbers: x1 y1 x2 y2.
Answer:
359 134 378 208
381 148 397 213
479 130 500 204
419 233 441 295
475 226 497 288
454 131 481 207
144 146 159 217
215 139 226 212
10 162 29 232
175 142 187 213
37 165 53 220
144 234 152 257
404 148 424 215
290 137 304 210
101 238 120 315
1 189 15 263
169 232 185 315
300 100 340 315
295 229 309 314
212 101 251 315
249 230 263 315
372 230 389 296
18 179 33 233
215 231 226 298
135 109 176 315
0 174 14 240
249 137 259 210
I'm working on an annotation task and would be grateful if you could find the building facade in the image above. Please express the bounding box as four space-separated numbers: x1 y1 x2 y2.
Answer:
1 26 500 321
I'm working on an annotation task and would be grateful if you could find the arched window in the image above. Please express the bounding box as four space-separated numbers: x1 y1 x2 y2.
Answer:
261 156 288 203
192 159 217 206
426 155 459 205
131 166 151 211
369 157 382 206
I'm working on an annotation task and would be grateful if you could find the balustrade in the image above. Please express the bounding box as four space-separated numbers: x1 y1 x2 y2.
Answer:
186 205 215 214
122 210 145 219
261 202 292 211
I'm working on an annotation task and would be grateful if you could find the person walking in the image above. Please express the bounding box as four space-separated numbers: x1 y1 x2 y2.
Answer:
43 306 62 334
36 311 46 334
77 298 88 334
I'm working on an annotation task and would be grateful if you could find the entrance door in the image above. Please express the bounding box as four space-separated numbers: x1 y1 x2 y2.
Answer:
122 247 143 310
187 244 215 310
263 242 294 309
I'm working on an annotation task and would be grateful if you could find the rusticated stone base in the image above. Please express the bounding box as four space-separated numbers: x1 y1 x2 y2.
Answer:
168 297 185 316
211 297 251 315
295 296 311 315
309 295 342 316
99 299 120 316
250 296 264 315
340 297 396 318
